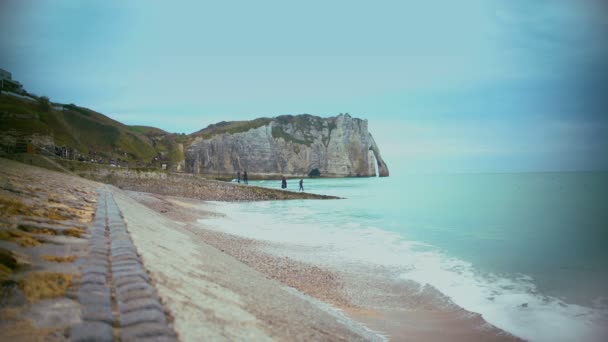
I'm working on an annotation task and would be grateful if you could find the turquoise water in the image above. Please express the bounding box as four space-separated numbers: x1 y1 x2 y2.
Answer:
204 172 608 341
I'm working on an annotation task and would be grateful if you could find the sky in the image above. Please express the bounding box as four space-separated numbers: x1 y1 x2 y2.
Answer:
1 0 607 173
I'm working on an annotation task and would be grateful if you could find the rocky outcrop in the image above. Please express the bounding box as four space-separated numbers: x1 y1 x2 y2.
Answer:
369 134 389 177
185 114 389 178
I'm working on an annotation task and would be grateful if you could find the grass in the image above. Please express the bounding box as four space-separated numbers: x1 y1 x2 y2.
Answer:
0 263 11 281
63 228 85 238
16 225 57 236
275 114 325 131
41 255 76 263
0 197 34 217
271 115 335 146
195 118 272 139
8 154 72 174
1 94 159 163
271 125 313 146
0 248 18 270
19 272 73 302
0 94 39 115
0 229 42 247
46 208 70 221
17 224 84 238
128 125 168 136
0 247 16 281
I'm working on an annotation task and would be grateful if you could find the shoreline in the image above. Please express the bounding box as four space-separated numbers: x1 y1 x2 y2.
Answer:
126 190 520 341
1 158 384 341
192 227 519 342
0 157 523 341
113 189 382 341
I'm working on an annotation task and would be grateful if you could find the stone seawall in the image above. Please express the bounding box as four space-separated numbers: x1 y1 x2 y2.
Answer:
71 188 178 341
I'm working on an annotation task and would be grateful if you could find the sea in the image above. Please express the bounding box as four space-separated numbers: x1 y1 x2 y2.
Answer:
201 172 608 341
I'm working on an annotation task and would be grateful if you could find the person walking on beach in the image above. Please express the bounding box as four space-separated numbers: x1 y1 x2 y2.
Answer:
281 176 287 189
299 178 304 192
243 171 248 184
237 171 241 184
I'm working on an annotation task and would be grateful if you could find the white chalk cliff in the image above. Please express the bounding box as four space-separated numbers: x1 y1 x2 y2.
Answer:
185 114 389 178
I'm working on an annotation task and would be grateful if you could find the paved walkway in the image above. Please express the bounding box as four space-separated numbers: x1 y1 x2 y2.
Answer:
70 188 177 342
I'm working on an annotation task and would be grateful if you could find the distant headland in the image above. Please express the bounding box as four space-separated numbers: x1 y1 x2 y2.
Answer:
1 68 388 179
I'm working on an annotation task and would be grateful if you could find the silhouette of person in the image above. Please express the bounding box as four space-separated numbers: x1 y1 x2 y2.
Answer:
237 171 241 183
243 171 248 184
281 176 287 189
299 178 304 192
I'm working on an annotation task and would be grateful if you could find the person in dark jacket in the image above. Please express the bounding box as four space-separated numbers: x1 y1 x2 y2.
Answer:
243 171 248 184
237 171 241 183
281 176 287 189
299 178 304 192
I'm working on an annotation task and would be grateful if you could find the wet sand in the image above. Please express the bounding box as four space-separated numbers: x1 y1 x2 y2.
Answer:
126 190 522 341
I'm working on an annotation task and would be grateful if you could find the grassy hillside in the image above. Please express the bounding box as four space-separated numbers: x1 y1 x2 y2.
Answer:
192 118 272 139
127 125 169 136
0 92 342 172
0 94 160 163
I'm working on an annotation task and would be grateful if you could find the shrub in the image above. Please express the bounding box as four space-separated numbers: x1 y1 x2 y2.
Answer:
37 96 50 112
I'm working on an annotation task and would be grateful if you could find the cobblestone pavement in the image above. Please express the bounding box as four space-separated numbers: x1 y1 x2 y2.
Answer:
70 188 177 342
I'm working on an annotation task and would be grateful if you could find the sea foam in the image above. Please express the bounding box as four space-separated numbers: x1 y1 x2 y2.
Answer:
201 200 608 342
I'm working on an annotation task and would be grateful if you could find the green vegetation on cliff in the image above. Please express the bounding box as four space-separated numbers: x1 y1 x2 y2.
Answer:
193 118 272 139
271 114 334 146
271 126 313 146
127 125 169 136
1 90 388 177
0 94 170 164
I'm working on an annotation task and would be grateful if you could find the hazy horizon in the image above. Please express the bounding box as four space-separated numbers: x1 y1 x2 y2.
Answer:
1 0 607 173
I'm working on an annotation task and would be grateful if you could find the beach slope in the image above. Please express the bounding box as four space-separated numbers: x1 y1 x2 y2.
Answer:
111 188 381 341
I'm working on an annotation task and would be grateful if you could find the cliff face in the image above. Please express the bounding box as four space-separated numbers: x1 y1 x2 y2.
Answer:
185 114 389 178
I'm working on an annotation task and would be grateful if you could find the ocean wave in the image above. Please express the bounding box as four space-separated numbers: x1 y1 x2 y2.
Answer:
201 202 608 342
